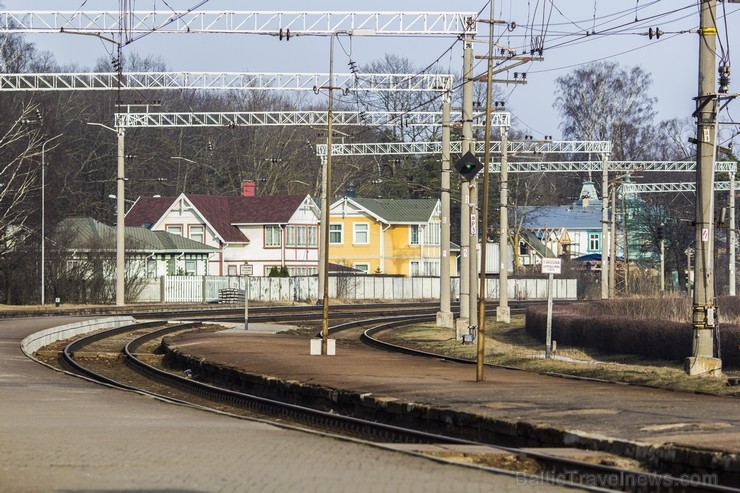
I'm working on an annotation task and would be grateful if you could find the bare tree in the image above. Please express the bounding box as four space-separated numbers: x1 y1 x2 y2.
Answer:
0 104 47 259
553 61 657 160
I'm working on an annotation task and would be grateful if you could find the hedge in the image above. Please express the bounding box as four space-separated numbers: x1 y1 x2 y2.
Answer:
525 303 740 367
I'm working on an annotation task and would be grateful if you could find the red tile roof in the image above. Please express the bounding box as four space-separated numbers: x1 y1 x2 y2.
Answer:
125 194 309 243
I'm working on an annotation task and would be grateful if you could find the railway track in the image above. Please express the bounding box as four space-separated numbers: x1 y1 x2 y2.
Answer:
52 303 734 492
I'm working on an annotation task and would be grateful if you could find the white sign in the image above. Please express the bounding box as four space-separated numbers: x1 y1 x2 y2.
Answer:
240 263 253 276
541 258 562 274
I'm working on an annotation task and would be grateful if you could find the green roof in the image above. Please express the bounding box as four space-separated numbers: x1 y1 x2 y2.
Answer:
57 217 216 252
349 198 438 223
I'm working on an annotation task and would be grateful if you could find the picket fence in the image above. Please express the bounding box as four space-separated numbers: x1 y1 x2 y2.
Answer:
135 275 578 304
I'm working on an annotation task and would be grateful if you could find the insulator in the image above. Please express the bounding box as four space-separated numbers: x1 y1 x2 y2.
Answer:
719 65 731 94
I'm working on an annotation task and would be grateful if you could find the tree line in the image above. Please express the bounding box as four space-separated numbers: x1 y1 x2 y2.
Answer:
0 30 734 304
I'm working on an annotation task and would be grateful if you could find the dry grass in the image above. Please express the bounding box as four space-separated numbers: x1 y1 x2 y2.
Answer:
379 315 740 397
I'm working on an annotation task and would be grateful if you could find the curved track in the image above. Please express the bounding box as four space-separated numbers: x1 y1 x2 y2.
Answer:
56 304 735 493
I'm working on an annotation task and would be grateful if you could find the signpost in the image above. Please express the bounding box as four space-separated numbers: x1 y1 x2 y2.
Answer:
241 263 253 330
541 258 561 358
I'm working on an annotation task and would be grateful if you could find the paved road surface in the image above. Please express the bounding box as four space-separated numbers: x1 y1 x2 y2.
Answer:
0 316 575 493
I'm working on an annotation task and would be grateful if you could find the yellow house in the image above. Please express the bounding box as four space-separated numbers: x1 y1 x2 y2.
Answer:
328 197 457 277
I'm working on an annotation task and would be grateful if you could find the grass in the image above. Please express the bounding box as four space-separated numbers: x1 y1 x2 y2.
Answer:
378 315 740 397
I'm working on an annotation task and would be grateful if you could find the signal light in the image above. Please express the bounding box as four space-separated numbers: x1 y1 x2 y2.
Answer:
657 225 664 241
454 151 483 181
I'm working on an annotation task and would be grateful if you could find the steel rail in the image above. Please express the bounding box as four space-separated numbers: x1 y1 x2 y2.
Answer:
358 321 738 493
61 314 733 492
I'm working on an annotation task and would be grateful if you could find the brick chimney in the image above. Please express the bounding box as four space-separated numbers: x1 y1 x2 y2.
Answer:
242 180 256 197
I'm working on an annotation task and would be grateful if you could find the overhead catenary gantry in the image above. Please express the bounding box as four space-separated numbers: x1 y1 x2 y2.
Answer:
0 72 455 93
4 8 477 340
113 111 483 128
314 137 599 156
0 11 476 36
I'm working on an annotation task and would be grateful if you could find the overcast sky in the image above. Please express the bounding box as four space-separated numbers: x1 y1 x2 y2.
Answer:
3 1 739 143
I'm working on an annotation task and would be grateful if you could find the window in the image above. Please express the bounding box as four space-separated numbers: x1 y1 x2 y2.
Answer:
189 225 205 244
353 223 369 245
147 259 157 278
227 265 238 276
288 266 319 276
424 222 440 245
265 225 282 247
353 263 370 274
409 225 420 245
329 224 343 244
166 225 182 236
184 260 197 276
409 260 440 277
286 225 318 247
589 232 600 251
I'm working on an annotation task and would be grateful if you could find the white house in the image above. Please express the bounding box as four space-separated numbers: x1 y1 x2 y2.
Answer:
125 180 320 277
519 181 608 261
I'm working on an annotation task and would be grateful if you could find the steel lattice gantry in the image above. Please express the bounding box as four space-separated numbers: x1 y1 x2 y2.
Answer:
114 111 488 128
0 11 476 36
0 72 454 92
315 139 609 157
622 181 734 193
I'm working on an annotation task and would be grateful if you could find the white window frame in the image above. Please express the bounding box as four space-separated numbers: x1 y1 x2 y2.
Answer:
409 259 439 277
409 225 420 245
353 223 370 245
588 232 600 251
166 225 182 236
353 263 370 274
424 222 440 245
189 225 205 244
184 259 197 276
329 223 343 245
265 225 282 247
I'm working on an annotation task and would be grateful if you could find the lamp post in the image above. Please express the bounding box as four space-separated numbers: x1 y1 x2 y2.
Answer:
88 122 126 306
40 133 63 305
318 29 375 355
170 156 197 193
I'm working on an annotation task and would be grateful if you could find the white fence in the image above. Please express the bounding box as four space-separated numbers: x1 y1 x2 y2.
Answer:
135 275 578 304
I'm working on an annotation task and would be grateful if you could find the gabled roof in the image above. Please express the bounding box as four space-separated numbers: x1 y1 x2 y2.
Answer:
125 194 314 243
520 205 602 230
519 229 556 258
335 197 439 224
57 217 216 252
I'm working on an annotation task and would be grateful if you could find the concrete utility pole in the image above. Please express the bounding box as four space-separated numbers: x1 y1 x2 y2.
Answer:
496 126 510 323
601 154 609 299
457 32 475 337
609 186 617 298
115 126 125 307
687 0 722 376
730 171 736 297
437 88 454 328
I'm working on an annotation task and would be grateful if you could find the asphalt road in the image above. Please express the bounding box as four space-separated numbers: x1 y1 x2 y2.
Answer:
0 316 577 493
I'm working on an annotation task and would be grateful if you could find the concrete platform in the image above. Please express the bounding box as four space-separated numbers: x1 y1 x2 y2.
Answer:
164 330 740 485
4 316 576 493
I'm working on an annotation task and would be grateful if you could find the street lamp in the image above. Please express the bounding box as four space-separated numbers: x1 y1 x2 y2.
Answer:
87 122 126 306
41 133 63 305
318 28 375 355
171 156 197 193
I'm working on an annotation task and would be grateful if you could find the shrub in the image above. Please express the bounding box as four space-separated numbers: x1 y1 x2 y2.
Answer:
524 302 740 366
